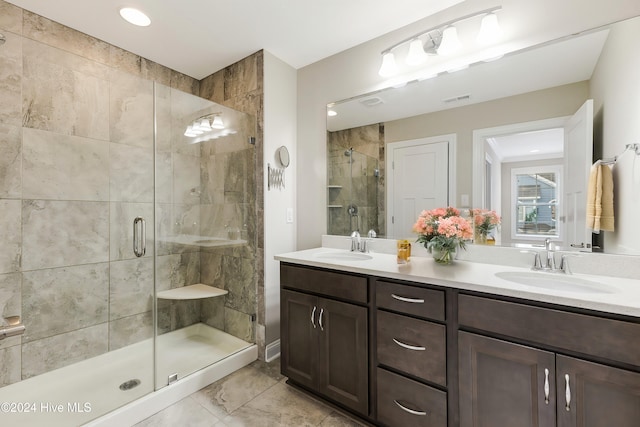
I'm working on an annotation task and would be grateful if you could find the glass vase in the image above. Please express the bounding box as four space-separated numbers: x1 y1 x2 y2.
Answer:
432 246 456 265
474 228 488 245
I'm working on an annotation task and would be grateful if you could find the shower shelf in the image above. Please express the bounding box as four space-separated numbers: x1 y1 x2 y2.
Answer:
328 205 343 208
157 284 228 300
327 185 342 189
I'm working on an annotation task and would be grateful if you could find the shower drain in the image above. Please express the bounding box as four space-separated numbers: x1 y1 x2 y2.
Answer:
119 379 141 391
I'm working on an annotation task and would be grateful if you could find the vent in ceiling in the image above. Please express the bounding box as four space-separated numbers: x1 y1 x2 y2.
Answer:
442 94 471 104
359 96 384 107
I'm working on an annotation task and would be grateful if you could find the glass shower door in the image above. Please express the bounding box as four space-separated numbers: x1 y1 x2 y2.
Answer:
153 84 256 389
0 35 155 426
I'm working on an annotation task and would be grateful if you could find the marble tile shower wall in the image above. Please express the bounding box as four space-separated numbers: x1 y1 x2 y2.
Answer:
0 2 258 387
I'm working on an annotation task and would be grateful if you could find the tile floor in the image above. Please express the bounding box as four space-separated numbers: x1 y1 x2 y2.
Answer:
133 358 367 426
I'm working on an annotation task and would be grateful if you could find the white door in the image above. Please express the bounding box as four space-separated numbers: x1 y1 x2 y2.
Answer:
387 137 451 238
564 99 593 251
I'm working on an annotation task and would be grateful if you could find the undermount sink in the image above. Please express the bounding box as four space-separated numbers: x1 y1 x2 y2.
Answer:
495 271 616 294
314 251 373 262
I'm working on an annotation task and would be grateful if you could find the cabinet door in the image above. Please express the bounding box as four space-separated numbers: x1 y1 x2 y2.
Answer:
318 297 369 415
281 289 318 390
556 355 640 427
459 332 556 427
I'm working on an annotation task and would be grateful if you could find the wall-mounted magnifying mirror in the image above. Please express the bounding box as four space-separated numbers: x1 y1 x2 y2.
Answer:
277 145 290 168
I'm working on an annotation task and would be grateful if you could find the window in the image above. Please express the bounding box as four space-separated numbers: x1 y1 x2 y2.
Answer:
511 165 561 240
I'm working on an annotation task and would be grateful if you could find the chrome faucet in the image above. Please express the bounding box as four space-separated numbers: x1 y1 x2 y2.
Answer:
350 230 371 253
543 238 556 270
350 231 361 252
523 239 577 274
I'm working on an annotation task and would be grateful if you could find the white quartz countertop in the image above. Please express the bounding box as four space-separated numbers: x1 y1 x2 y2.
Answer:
275 248 640 318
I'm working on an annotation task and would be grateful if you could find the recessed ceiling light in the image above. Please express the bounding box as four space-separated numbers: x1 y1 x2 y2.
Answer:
119 8 151 27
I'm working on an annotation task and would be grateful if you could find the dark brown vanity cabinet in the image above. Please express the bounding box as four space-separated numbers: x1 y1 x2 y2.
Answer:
280 264 369 416
458 294 640 427
375 280 448 427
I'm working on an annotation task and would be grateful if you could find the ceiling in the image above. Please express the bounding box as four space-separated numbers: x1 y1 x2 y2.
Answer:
5 0 463 79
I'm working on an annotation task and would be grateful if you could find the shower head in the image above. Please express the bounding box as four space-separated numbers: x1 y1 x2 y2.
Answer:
0 34 5 46
344 148 353 156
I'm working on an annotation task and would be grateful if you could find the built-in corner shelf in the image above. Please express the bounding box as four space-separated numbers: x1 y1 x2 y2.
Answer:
327 205 343 208
157 284 228 300
327 185 342 189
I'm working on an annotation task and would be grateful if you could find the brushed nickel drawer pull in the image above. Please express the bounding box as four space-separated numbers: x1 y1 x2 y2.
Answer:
311 306 317 329
319 308 324 331
391 294 424 304
393 338 426 351
565 373 571 411
394 399 427 416
544 368 550 404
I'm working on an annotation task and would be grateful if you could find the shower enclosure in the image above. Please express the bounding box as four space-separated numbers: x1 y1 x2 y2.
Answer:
0 30 257 426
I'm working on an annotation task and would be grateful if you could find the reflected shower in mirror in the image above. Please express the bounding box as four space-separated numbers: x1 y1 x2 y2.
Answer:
327 125 383 236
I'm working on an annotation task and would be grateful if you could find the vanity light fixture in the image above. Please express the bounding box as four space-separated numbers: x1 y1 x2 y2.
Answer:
378 5 502 77
327 110 337 117
119 7 151 27
184 113 226 138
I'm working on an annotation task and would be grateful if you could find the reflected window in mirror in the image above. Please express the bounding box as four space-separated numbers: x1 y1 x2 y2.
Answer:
512 166 561 241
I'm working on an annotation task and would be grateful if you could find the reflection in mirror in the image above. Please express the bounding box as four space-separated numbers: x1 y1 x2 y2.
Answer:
326 15 640 255
327 125 383 236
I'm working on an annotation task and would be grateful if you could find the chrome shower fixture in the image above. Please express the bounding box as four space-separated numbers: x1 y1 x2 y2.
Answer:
0 33 6 46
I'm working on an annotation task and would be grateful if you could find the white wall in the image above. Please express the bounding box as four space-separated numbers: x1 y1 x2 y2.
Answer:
296 0 640 249
590 17 640 255
264 51 297 350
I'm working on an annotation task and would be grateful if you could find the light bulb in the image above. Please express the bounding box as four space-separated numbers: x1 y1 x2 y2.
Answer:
437 26 462 56
477 13 502 45
184 125 198 137
378 52 398 77
197 118 212 132
406 39 427 66
211 115 225 129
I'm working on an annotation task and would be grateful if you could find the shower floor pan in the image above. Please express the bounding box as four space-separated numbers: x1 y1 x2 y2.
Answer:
0 323 254 427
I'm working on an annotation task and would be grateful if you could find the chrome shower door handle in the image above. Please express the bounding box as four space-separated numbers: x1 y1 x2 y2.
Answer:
133 216 146 257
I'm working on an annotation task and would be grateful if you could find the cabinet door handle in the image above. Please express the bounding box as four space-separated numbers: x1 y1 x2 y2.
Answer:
544 368 550 404
564 374 571 411
394 400 427 416
319 308 324 331
393 338 426 351
311 306 317 329
391 294 424 304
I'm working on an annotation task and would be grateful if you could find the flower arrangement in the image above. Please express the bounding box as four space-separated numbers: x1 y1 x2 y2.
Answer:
470 209 501 244
412 207 473 264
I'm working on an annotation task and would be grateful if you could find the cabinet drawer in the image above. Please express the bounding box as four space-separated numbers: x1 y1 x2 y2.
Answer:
376 280 445 321
459 294 640 367
280 264 367 304
377 310 446 386
377 368 447 427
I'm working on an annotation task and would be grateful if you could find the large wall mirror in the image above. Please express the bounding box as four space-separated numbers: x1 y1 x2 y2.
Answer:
326 14 640 255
